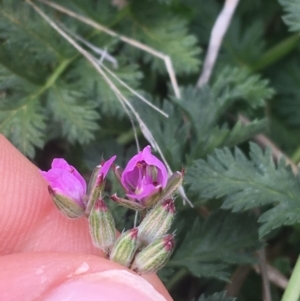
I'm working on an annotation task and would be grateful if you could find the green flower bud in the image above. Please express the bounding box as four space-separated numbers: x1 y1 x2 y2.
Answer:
85 175 104 215
86 166 101 196
138 199 175 245
160 171 183 200
86 156 116 215
89 199 116 254
112 165 124 188
132 234 175 275
48 186 85 218
109 228 139 267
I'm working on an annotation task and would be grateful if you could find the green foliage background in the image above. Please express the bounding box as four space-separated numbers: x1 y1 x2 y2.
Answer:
1 0 300 300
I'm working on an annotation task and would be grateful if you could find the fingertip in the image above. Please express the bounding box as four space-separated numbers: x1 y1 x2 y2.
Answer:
0 253 173 301
0 136 101 255
43 270 168 301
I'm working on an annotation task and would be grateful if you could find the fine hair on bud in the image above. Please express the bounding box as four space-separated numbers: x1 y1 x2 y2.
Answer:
131 234 175 275
109 228 139 267
89 198 116 254
137 198 176 246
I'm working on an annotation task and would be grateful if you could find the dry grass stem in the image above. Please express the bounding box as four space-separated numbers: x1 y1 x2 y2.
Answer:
27 0 193 207
253 263 289 290
197 0 240 87
35 0 181 99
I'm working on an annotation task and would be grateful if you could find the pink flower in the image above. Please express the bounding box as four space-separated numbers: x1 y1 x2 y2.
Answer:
41 156 116 208
121 146 168 202
41 159 87 207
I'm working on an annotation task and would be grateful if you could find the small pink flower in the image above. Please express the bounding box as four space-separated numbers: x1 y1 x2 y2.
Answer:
41 156 116 208
41 159 86 207
121 146 168 202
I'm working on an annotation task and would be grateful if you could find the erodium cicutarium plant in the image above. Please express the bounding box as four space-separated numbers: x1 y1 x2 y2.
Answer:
41 145 182 274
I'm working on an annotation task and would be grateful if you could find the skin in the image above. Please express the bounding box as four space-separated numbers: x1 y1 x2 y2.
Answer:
0 135 173 301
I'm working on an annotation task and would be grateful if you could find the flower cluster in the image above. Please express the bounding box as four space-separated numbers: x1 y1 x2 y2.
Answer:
41 146 183 274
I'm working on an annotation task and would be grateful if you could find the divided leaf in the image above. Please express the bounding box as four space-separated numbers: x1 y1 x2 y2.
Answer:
120 1 201 74
172 86 267 160
169 210 261 281
191 119 266 158
186 143 300 237
0 97 45 158
47 85 100 144
212 66 275 109
279 0 300 32
69 58 143 117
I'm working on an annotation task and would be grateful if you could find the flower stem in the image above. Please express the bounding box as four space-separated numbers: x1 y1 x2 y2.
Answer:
166 268 189 291
281 255 300 301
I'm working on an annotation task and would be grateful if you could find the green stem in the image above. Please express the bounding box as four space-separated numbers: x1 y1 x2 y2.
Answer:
281 255 300 301
251 34 300 72
26 59 72 102
43 59 71 90
166 268 189 291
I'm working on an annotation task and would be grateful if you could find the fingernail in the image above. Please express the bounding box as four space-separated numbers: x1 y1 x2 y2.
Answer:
43 270 167 301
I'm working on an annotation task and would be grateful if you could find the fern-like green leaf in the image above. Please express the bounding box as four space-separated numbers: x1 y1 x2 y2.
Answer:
0 98 45 158
186 143 300 237
47 85 100 144
171 86 266 160
0 0 74 84
120 1 201 74
68 58 142 117
212 66 275 108
279 0 300 32
169 210 261 281
192 119 267 158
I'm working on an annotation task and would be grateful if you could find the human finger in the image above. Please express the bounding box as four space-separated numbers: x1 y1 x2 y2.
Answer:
0 252 172 301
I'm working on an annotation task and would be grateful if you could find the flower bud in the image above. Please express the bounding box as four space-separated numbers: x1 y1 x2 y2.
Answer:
132 234 175 274
112 165 124 188
48 186 85 218
41 158 87 216
86 165 101 196
89 199 116 254
109 228 139 267
85 156 116 214
160 171 183 200
85 176 103 215
110 194 144 211
138 199 175 245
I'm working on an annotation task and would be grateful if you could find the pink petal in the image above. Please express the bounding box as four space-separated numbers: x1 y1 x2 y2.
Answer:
121 150 144 177
71 168 87 193
99 155 116 179
41 158 87 207
51 158 70 170
51 158 86 193
141 146 168 188
43 168 86 207
126 183 157 201
122 166 142 191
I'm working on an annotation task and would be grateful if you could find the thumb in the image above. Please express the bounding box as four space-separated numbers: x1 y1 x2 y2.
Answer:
0 252 172 301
